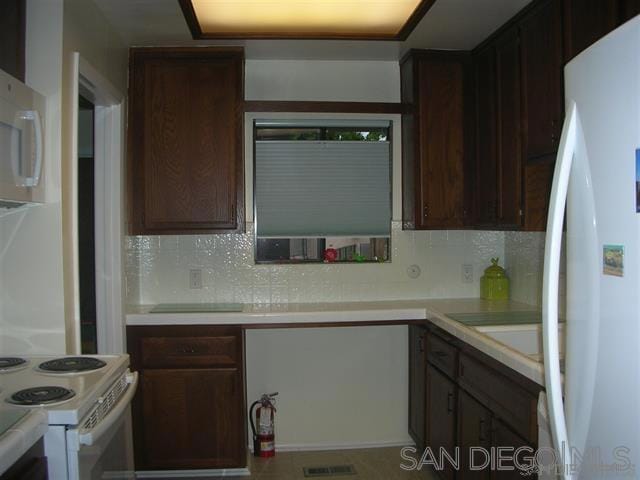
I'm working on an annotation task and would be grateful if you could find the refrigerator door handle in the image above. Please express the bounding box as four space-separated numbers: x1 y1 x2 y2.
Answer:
543 100 578 480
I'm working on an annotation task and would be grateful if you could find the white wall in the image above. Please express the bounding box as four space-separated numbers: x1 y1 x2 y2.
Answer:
245 60 400 102
0 0 66 354
60 0 128 352
246 326 409 449
0 0 127 354
504 231 566 312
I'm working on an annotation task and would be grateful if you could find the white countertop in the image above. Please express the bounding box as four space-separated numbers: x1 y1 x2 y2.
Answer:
126 298 546 385
0 408 48 476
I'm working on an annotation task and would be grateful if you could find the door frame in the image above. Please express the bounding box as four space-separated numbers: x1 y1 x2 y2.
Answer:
68 52 125 354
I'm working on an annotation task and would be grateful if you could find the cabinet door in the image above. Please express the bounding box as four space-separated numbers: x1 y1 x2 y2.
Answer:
458 390 492 480
563 0 619 61
409 325 427 448
495 29 523 228
129 49 244 234
426 364 457 480
523 157 555 231
417 57 466 228
473 46 498 226
138 368 244 469
0 0 25 82
490 418 533 480
619 0 640 23
520 0 563 160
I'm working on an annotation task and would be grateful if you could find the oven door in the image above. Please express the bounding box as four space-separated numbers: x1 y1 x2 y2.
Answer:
66 372 138 480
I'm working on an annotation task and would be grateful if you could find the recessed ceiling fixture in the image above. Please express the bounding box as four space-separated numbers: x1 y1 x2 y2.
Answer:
178 0 436 40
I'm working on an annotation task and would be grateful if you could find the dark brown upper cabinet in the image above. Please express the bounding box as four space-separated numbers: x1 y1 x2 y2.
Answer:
0 0 25 81
128 48 244 235
563 0 619 61
472 29 523 231
494 28 523 229
401 50 472 230
473 45 499 226
520 0 564 161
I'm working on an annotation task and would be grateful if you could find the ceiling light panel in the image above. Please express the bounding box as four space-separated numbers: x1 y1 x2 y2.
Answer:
181 0 430 39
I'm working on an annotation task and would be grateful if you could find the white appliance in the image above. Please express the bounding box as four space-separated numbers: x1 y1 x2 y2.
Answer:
0 68 46 207
0 355 138 480
543 15 640 480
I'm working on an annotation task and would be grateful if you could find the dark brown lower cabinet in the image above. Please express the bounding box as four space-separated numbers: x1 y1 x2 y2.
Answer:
457 390 492 480
426 364 457 480
409 325 427 448
141 369 244 469
411 323 542 480
0 439 47 480
128 326 246 471
490 419 532 480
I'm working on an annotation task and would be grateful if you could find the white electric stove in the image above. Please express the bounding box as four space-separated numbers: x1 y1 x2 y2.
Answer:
0 355 138 480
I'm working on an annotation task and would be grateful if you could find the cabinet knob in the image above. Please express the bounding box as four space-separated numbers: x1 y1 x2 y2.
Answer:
479 419 487 442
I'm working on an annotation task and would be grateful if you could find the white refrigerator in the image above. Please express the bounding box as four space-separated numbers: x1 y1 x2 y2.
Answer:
543 14 640 480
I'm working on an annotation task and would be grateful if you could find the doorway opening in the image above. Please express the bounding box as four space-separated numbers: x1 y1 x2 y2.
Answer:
78 94 97 354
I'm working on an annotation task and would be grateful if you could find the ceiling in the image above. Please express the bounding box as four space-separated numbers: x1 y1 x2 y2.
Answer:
93 0 533 60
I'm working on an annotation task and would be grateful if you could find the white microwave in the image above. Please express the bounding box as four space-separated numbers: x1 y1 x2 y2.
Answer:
0 68 46 207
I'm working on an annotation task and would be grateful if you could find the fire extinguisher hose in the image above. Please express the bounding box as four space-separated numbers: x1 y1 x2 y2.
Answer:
249 400 261 454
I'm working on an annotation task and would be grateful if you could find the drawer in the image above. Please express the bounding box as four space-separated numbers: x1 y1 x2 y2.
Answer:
458 352 537 443
141 335 239 368
426 331 458 379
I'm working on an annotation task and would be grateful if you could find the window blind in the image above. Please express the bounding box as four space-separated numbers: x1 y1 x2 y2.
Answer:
255 140 391 237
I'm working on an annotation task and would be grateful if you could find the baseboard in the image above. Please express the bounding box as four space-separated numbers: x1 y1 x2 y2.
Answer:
135 467 251 478
249 439 415 453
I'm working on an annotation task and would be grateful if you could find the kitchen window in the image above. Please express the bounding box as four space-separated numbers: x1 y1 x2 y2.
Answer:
253 119 392 264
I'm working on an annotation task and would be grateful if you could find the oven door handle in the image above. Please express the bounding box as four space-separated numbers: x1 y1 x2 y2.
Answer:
78 371 138 447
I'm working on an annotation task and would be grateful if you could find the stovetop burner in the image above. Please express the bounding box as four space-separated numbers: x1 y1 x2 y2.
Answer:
7 386 76 406
38 357 107 373
0 357 27 372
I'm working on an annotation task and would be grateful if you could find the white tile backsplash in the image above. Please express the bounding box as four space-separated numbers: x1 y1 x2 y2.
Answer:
504 231 566 312
125 223 507 305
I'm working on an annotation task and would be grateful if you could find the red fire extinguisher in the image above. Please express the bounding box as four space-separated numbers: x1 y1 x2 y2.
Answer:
250 392 278 457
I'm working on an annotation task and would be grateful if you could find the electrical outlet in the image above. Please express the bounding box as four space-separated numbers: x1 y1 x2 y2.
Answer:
189 269 203 289
462 264 473 284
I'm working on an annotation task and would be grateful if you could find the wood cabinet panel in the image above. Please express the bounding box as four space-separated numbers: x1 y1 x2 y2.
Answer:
490 418 533 480
141 335 238 368
473 46 498 226
523 157 555 231
401 51 470 230
0 0 25 82
140 368 244 469
520 0 564 160
495 29 522 228
128 325 246 470
0 440 46 480
409 325 427 448
457 390 492 480
563 0 619 61
128 48 244 235
426 364 457 480
427 331 458 379
458 353 537 444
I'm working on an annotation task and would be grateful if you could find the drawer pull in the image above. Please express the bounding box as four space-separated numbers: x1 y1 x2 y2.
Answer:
479 419 487 442
447 392 454 413
180 347 197 354
434 351 447 358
